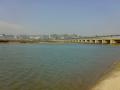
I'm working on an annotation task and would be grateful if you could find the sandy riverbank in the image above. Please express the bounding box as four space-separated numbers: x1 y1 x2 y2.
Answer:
91 62 120 90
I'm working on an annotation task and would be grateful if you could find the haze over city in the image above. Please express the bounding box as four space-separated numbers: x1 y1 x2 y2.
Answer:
0 0 120 35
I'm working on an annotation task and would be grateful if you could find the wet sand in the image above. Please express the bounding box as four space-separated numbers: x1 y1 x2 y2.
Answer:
91 62 120 90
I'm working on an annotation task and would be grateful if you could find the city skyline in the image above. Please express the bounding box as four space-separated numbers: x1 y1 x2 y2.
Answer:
0 0 120 35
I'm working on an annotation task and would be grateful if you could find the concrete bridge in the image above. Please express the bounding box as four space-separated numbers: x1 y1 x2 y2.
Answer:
70 35 120 44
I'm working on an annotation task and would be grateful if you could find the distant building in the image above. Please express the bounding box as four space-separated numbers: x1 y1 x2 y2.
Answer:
0 34 4 39
29 35 41 40
0 34 16 40
16 35 30 40
4 35 15 40
40 35 50 40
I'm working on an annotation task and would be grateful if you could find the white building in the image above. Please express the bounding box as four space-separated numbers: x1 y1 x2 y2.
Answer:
0 34 5 39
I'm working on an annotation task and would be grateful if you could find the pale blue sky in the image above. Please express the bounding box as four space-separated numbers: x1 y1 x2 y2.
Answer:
0 0 120 35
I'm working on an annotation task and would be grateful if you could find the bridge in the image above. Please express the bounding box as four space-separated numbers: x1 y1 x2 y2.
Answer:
70 35 120 44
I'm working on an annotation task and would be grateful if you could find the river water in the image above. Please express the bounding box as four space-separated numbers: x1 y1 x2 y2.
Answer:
0 44 120 90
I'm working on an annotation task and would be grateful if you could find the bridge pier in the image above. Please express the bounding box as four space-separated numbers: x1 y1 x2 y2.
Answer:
95 40 102 44
95 40 99 44
110 39 116 44
102 40 108 44
110 39 120 44
81 40 85 43
92 40 96 44
102 40 110 44
78 39 81 43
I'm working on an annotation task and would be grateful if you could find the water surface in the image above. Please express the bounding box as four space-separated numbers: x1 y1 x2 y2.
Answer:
0 44 120 90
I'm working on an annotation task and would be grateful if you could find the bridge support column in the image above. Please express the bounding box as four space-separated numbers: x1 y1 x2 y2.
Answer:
102 40 107 44
85 40 88 43
95 40 99 44
110 39 116 44
102 40 110 44
81 40 84 43
78 39 81 43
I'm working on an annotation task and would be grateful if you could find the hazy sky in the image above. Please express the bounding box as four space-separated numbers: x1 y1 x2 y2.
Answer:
0 0 120 35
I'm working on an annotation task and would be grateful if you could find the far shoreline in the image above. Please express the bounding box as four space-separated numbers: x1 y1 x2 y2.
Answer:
0 41 120 46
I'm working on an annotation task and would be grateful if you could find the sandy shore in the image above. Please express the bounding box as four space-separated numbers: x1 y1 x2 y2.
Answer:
91 62 120 90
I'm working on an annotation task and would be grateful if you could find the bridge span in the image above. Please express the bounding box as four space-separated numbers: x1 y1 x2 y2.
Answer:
70 36 120 44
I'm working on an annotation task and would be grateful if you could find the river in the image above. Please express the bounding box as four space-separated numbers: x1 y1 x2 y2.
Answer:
0 44 120 90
